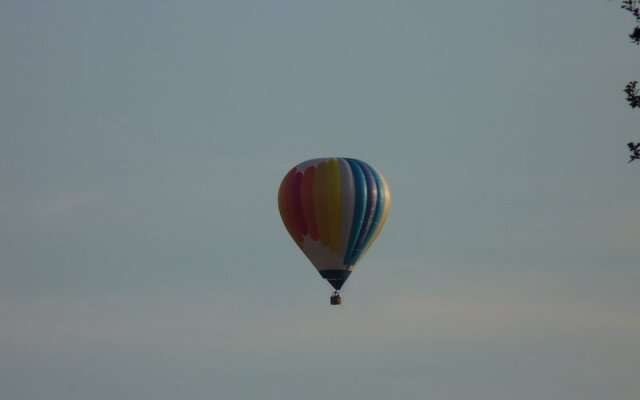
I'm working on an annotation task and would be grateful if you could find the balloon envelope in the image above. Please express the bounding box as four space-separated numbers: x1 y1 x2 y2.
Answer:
278 158 391 290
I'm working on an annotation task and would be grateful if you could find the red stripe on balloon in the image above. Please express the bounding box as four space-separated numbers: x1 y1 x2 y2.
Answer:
301 166 319 241
278 168 302 246
289 171 308 239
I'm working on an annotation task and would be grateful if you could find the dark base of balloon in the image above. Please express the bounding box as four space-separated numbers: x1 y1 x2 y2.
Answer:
330 292 342 305
319 269 352 290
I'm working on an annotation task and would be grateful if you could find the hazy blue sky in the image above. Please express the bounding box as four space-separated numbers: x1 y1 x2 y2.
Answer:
1 1 639 399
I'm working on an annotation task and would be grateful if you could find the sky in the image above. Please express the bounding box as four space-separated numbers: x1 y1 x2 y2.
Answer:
1 1 639 399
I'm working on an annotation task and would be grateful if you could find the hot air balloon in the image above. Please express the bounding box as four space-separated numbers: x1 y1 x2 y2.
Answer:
278 158 391 305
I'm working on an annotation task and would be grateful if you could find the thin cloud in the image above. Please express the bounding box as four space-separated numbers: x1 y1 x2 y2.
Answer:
30 189 112 220
2 288 637 354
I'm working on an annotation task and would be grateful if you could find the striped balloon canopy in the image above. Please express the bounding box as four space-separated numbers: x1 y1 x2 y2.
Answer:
278 158 391 292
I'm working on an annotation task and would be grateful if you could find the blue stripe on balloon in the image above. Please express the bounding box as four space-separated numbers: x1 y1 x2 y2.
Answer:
347 159 378 265
356 161 378 250
343 159 367 266
359 162 386 253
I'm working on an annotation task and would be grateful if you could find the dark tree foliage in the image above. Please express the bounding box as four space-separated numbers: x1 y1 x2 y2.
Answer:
611 1 640 115
624 81 640 108
615 1 640 161
621 0 640 43
619 1 640 108
621 0 640 20
632 26 640 44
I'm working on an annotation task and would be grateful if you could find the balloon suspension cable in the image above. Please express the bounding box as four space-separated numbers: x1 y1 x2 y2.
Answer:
330 291 342 305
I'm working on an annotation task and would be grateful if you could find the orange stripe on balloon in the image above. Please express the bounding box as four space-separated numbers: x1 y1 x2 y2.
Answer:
278 168 303 247
313 162 330 247
301 166 319 241
327 158 341 252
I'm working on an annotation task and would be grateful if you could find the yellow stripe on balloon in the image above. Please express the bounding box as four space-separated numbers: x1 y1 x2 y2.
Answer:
327 158 341 252
313 161 330 247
